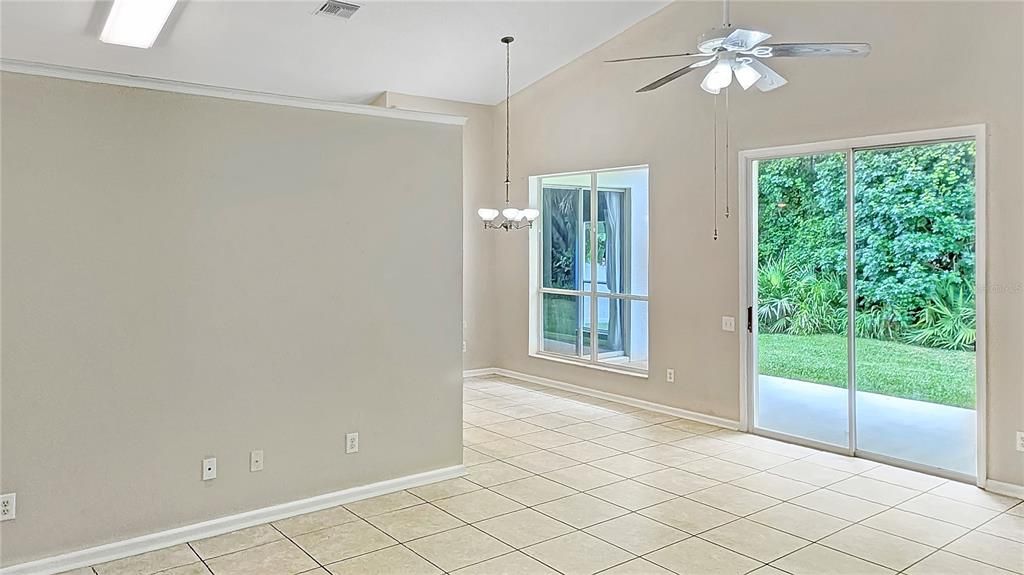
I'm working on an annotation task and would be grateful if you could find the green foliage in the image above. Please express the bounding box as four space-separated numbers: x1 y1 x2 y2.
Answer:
905 277 976 351
757 141 977 351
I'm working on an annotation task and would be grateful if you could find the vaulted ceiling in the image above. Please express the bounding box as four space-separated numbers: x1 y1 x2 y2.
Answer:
1 1 667 104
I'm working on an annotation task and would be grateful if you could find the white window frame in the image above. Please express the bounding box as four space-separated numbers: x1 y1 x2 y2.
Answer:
528 165 649 376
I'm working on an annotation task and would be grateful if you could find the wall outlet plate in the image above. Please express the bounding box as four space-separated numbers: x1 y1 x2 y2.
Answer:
666 368 675 383
1016 431 1024 452
202 457 217 481
0 493 15 521
250 450 264 472
346 432 359 454
722 316 736 332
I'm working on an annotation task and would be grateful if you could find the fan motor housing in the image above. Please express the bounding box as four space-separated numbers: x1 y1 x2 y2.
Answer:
698 26 733 53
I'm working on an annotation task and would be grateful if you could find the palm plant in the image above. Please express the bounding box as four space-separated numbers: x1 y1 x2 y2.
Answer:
905 278 976 351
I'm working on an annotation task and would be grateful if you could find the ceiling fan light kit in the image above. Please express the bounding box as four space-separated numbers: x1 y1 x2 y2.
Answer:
607 0 870 239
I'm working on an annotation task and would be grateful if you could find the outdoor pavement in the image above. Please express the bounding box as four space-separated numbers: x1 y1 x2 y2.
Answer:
757 375 976 476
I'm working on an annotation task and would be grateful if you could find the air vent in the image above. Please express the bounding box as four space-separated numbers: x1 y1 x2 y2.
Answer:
314 0 360 19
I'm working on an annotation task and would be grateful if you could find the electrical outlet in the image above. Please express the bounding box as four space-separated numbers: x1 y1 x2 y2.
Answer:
1016 431 1024 452
250 450 264 472
202 457 217 481
346 432 359 454
722 316 736 332
666 368 675 383
0 493 15 521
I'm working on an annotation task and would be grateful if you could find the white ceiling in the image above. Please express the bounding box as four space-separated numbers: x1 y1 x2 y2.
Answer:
0 1 667 105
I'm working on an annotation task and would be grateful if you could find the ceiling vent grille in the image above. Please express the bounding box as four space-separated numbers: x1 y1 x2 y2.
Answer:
314 1 360 19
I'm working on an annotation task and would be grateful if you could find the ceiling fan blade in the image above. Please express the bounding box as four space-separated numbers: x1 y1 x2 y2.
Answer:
757 43 871 57
722 28 772 51
747 60 788 92
605 52 707 63
636 57 716 93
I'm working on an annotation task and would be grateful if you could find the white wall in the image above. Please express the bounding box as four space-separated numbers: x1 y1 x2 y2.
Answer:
0 73 464 565
488 1 1023 486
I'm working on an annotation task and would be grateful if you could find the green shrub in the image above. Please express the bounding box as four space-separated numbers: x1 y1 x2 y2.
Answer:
905 277 976 351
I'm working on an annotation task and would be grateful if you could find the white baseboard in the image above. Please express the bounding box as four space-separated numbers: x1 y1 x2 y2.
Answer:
1 465 465 575
466 367 741 431
986 479 1024 499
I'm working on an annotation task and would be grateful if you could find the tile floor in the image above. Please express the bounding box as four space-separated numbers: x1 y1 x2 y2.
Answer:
65 375 1023 575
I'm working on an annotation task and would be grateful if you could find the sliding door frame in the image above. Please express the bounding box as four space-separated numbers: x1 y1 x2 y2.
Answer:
738 125 987 485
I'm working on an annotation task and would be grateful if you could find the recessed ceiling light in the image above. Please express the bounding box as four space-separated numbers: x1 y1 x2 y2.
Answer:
100 0 178 49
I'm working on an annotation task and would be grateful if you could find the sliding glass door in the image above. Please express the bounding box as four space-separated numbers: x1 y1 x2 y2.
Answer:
748 129 981 479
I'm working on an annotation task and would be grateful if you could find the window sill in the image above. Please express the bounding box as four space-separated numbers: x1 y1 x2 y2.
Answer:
529 352 649 379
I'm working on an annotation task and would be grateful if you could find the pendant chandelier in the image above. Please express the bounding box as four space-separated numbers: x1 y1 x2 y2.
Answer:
478 36 538 231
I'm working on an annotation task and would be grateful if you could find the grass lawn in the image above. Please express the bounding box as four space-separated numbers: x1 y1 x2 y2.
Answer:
759 333 976 409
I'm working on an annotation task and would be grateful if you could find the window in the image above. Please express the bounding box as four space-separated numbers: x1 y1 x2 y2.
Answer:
531 166 649 372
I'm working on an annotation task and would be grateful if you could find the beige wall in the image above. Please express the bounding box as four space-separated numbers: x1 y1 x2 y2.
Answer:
374 92 498 371
489 2 1023 485
0 73 464 565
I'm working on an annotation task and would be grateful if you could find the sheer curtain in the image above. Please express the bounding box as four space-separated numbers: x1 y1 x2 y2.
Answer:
602 191 623 353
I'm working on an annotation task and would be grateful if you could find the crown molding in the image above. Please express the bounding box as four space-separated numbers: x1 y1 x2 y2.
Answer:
0 59 467 126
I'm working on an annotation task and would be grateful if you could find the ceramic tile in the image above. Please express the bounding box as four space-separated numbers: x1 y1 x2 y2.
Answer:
325 545 441 575
747 502 851 541
95 544 200 575
679 457 759 482
465 460 533 487
365 503 464 542
827 476 920 506
702 518 809 562
273 506 360 537
662 419 723 434
897 493 1001 528
929 482 1021 511
407 477 482 502
672 436 743 456
790 489 887 522
904 550 1017 575
598 559 675 575
771 543 894 575
630 444 705 467
549 441 620 463
192 524 283 559
686 483 780 516
521 413 585 429
543 464 624 491
638 497 737 534
589 454 666 478
627 424 693 443
292 520 396 564
768 461 852 487
432 489 523 523
405 526 512 572
645 537 761 575
491 476 576 506
944 531 1024 573
592 433 660 452
534 493 629 529
861 508 968 547
473 438 540 459
464 427 507 445
505 450 577 474
634 468 719 496
584 513 688 555
517 430 579 449
559 422 619 441
802 451 881 474
463 447 494 466
861 464 947 491
474 508 575 549
586 480 676 510
523 532 634 575
345 491 423 518
978 512 1024 543
715 447 793 470
483 420 546 437
450 551 560 574
205 540 317 575
731 472 818 500
820 524 934 571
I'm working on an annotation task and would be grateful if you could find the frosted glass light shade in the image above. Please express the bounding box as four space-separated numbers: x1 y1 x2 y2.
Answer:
701 59 733 94
734 61 762 90
502 208 521 220
521 208 540 221
478 208 500 222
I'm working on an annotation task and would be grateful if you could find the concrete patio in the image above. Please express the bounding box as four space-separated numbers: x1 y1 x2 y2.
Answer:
757 375 976 476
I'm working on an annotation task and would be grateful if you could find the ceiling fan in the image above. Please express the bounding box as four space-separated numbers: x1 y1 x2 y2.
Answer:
607 0 871 94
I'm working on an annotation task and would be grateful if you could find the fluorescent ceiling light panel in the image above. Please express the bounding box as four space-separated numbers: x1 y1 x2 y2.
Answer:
100 0 178 49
